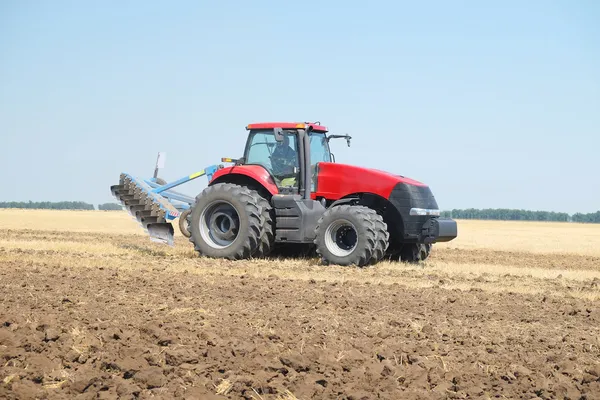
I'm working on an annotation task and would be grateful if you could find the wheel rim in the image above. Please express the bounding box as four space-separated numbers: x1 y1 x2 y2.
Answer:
199 200 240 249
325 219 358 257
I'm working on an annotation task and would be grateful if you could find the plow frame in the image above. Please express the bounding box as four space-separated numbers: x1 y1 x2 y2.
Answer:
110 153 224 245
143 165 220 211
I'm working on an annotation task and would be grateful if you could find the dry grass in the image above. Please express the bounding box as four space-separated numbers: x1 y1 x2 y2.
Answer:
0 209 143 234
2 209 598 255
0 209 599 300
436 219 600 256
275 390 299 400
0 239 133 255
215 379 233 395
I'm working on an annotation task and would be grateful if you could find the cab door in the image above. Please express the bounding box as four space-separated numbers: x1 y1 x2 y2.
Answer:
308 132 333 192
244 129 301 194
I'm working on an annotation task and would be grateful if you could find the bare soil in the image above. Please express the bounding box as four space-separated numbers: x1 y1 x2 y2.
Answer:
1 225 600 399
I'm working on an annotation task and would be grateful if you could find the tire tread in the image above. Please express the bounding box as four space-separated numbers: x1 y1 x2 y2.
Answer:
314 204 387 267
252 193 275 258
189 183 262 260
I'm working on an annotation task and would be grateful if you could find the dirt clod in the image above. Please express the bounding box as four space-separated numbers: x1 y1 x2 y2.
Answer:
133 367 167 389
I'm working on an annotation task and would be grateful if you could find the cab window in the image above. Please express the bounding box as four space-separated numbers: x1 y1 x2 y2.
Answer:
245 130 300 189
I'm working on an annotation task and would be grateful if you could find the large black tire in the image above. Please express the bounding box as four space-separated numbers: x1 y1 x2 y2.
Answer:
314 205 386 267
188 183 262 260
400 243 431 263
252 194 275 258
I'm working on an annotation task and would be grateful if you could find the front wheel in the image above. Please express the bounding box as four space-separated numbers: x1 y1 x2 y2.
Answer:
188 183 262 260
314 205 387 267
400 243 431 263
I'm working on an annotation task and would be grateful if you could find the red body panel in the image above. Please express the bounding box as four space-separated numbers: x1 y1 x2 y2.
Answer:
246 122 328 133
210 165 279 195
312 162 427 200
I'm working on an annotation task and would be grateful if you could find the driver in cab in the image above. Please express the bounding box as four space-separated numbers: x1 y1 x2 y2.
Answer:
270 134 298 187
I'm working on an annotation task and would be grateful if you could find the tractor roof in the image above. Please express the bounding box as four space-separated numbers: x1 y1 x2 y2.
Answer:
246 122 328 133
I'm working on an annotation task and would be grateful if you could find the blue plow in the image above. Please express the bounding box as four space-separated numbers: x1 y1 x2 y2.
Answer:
109 165 220 245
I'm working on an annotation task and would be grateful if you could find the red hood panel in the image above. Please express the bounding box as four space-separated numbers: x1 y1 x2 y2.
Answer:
210 162 426 201
314 162 426 200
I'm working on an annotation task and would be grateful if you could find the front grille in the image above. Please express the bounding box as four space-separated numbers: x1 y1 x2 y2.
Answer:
388 183 439 239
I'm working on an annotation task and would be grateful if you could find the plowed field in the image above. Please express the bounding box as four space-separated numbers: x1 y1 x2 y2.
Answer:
1 210 600 399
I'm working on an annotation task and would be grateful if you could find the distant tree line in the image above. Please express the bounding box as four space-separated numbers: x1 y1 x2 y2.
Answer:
441 208 600 223
0 201 123 211
571 211 600 223
98 203 124 211
0 201 95 210
1 202 598 223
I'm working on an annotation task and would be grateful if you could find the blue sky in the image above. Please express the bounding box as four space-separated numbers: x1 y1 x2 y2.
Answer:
1 1 598 213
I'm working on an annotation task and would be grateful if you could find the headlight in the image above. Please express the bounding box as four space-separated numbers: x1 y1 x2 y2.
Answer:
409 208 440 216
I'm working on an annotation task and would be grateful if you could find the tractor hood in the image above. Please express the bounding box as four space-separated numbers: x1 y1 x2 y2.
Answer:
370 168 427 186
314 162 428 200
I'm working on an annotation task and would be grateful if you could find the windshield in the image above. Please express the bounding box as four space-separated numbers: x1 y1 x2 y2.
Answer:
245 130 300 188
308 132 332 191
309 132 332 164
244 130 332 191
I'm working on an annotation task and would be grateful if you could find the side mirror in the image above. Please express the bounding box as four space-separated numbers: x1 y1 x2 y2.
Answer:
274 128 284 142
326 134 352 147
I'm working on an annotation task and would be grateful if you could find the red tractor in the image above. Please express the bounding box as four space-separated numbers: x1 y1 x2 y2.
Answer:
112 122 457 266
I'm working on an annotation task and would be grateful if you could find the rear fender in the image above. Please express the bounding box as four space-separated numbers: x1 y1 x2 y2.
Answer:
210 165 279 197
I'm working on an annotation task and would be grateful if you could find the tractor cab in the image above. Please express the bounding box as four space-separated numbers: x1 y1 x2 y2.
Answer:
242 123 339 194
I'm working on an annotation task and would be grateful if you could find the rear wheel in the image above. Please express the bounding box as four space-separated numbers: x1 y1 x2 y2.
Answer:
188 183 262 260
314 205 385 267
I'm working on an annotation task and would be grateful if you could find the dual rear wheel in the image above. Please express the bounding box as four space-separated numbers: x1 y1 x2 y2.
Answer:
187 183 275 260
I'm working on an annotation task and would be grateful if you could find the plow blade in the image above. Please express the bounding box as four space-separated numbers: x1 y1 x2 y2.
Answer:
110 173 181 245
147 223 175 245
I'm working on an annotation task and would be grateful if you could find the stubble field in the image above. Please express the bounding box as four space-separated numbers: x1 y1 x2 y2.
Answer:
1 209 599 399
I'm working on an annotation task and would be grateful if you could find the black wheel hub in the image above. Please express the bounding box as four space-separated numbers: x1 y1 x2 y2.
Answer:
209 211 238 242
200 201 241 248
335 226 357 251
